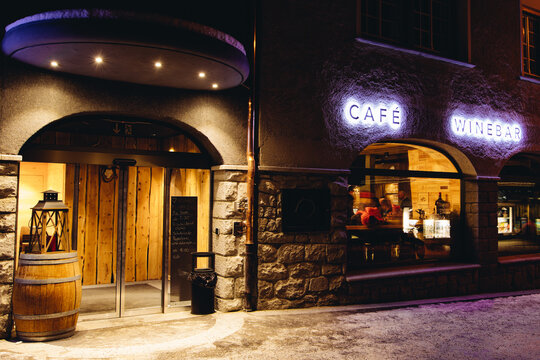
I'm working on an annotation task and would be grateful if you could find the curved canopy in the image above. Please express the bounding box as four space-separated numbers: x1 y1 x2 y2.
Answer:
2 9 250 90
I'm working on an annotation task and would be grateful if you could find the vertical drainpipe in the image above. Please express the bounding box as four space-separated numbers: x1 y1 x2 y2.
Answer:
244 0 258 312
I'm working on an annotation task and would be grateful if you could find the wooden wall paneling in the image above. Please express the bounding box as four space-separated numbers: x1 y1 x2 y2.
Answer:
77 165 87 280
96 170 115 284
137 138 149 151
64 164 75 251
174 135 187 153
197 169 210 269
83 165 99 285
198 169 210 253
165 134 202 153
56 132 71 146
125 137 137 150
125 167 138 282
111 135 124 149
100 135 113 148
136 167 151 281
148 167 164 280
147 138 158 151
186 138 200 153
40 131 55 145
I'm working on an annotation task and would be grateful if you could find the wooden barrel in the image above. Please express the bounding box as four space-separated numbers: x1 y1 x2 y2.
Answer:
13 252 81 341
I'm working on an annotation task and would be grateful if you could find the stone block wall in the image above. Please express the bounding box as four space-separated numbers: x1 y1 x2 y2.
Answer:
210 168 540 313
256 171 350 310
0 156 20 339
212 169 247 312
346 268 480 304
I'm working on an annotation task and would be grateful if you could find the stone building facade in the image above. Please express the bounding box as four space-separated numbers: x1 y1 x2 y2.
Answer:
0 0 540 340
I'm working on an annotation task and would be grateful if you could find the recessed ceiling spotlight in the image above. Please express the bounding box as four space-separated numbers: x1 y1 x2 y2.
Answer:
95 56 103 64
154 61 162 68
50 60 59 68
198 72 206 78
212 83 219 89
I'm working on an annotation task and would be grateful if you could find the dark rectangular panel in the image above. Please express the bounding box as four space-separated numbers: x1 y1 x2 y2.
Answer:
170 196 198 301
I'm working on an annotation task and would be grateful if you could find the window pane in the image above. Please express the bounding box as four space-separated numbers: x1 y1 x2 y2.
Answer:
498 155 540 256
421 0 430 13
361 0 402 42
347 176 460 269
366 0 380 16
433 1 442 18
421 14 430 31
530 60 538 76
357 143 458 173
359 0 460 59
367 17 380 35
523 11 540 77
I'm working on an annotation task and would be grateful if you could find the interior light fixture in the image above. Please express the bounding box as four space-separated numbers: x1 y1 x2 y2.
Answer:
94 56 103 64
50 60 59 68
212 83 218 89
154 61 162 68
169 147 175 152
198 72 206 78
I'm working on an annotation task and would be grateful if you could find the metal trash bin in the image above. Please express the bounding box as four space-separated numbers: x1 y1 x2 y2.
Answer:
188 252 217 315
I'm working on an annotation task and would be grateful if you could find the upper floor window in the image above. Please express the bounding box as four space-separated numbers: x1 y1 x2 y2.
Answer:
357 0 468 61
523 8 539 78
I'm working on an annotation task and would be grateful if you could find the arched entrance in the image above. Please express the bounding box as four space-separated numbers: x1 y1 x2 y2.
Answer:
347 142 464 270
17 114 216 318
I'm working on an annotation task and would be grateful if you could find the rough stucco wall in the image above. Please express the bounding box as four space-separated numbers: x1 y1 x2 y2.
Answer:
0 60 248 165
258 0 540 176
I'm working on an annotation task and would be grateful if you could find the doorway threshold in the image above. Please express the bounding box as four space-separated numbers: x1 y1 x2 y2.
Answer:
77 305 194 330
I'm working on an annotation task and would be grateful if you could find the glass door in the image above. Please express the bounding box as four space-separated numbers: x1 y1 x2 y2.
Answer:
166 168 211 307
69 164 119 316
72 164 165 317
20 162 212 317
121 166 164 313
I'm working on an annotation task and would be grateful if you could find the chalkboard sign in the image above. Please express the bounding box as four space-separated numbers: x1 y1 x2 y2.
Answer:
170 196 197 301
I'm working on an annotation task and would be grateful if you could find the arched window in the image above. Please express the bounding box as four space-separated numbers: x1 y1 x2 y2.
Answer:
347 142 462 270
497 153 540 256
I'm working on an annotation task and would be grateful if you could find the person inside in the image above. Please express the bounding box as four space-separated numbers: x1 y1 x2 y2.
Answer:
398 190 412 209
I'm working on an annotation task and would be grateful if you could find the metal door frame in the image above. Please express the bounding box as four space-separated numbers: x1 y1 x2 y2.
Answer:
76 162 168 320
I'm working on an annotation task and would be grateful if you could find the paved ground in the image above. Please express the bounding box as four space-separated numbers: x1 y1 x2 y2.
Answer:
1 291 540 360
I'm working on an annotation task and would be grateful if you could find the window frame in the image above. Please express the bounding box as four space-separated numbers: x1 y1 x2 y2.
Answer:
356 0 470 63
522 7 540 79
347 142 466 269
497 153 540 257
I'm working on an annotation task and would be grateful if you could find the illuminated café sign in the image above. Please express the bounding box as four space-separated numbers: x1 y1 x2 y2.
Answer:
344 99 402 130
451 115 522 142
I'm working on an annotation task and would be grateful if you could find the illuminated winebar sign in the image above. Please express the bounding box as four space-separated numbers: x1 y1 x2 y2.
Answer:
450 115 522 142
344 99 402 130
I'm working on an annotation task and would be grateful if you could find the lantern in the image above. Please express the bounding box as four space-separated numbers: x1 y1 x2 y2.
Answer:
27 190 70 253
